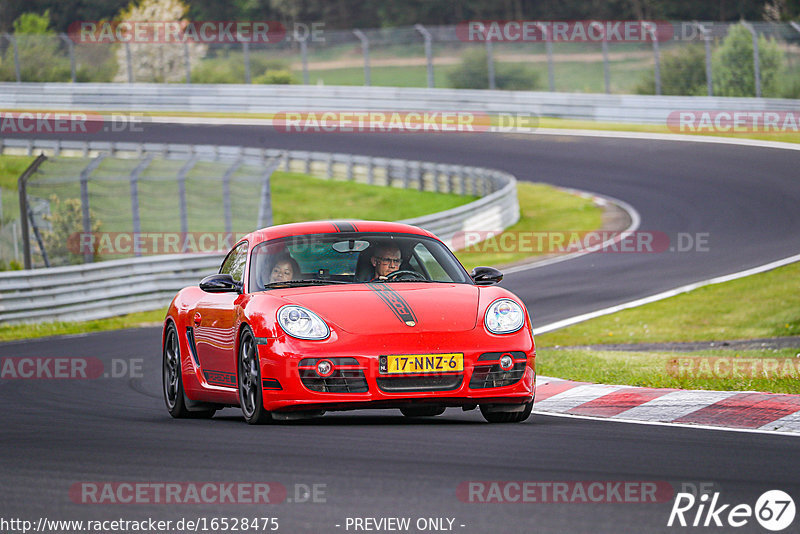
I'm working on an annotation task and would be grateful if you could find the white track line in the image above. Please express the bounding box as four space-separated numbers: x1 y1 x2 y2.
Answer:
536 252 800 334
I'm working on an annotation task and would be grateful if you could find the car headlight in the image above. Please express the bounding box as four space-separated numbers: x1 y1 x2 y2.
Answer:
485 298 525 334
277 305 330 340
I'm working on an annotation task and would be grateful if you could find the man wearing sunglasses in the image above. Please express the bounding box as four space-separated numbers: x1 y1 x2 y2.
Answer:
369 243 402 281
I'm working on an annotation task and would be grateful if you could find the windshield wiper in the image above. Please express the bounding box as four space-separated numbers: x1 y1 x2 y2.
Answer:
264 279 349 288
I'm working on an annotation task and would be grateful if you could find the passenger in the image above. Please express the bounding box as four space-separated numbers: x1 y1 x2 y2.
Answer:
269 255 300 283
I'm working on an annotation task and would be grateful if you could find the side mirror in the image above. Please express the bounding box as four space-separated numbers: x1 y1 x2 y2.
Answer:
470 266 503 286
200 273 242 293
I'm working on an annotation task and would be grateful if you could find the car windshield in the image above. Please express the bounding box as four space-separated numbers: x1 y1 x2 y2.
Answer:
249 232 470 292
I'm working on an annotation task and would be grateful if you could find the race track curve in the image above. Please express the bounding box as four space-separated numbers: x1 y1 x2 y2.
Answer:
1 125 799 533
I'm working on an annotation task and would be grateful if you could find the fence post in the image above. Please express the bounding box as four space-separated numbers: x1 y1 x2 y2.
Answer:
646 23 661 95
3 34 21 82
297 31 310 85
414 24 434 88
125 42 134 83
128 154 153 257
742 22 761 98
694 22 713 97
353 29 370 86
59 34 77 82
222 158 242 234
485 37 496 90
590 22 610 94
535 23 555 91
79 154 106 264
176 156 196 250
17 154 47 269
257 157 280 228
243 42 251 83
184 41 191 83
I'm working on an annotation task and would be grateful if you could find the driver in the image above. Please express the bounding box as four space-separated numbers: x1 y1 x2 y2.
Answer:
369 244 402 281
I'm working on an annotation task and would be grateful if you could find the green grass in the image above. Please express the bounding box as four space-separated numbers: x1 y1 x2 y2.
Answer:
454 182 603 272
538 261 800 348
0 308 167 342
537 347 800 394
536 261 800 393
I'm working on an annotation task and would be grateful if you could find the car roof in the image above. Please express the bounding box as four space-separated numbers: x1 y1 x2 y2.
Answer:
241 220 438 246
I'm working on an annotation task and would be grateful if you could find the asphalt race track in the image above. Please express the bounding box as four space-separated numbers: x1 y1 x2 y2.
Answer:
1 126 799 533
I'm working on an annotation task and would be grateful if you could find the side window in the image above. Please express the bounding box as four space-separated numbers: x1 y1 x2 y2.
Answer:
413 242 447 280
219 241 248 284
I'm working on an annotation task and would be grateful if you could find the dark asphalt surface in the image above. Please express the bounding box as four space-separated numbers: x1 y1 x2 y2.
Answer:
1 126 799 532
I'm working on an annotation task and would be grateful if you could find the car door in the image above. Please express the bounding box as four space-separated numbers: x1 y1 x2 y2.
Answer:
192 241 248 388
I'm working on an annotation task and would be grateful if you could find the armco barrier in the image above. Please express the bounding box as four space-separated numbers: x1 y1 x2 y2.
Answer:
1 83 798 124
0 138 518 323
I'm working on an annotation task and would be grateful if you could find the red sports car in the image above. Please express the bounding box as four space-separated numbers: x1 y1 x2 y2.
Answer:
162 220 535 424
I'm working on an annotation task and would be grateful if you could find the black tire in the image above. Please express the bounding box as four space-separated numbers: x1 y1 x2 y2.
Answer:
400 406 446 417
163 322 215 419
238 326 272 424
480 400 533 423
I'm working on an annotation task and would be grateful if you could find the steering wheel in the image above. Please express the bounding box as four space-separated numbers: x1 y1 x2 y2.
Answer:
385 270 426 281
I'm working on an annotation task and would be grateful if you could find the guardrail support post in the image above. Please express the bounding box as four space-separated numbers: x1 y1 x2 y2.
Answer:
3 34 21 82
414 24 435 88
742 22 761 98
353 30 370 86
18 154 47 269
59 34 77 83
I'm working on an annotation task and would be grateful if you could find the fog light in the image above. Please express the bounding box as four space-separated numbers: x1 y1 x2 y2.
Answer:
316 359 334 377
499 353 514 370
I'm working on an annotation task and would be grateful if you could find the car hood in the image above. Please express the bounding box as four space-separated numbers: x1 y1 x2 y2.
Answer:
279 283 480 334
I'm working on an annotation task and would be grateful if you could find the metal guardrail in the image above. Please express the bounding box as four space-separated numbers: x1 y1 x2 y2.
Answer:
0 138 518 323
1 83 798 124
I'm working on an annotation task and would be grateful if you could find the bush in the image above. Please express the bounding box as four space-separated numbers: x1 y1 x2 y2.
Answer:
191 52 292 84
253 69 296 84
43 196 102 266
0 12 72 82
635 44 709 96
712 24 784 97
447 48 540 91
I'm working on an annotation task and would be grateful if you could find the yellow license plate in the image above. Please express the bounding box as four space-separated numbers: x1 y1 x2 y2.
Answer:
382 353 463 374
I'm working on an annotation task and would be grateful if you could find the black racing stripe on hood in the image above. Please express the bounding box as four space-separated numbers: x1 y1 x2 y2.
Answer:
331 221 358 233
367 283 418 325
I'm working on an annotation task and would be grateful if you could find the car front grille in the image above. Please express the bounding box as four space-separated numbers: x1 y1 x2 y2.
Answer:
298 358 368 393
376 375 463 392
469 351 527 389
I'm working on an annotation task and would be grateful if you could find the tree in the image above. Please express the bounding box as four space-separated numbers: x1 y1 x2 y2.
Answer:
712 23 784 97
447 47 540 90
113 0 207 83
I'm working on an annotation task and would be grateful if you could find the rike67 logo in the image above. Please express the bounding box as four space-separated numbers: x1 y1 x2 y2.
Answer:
668 490 795 531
